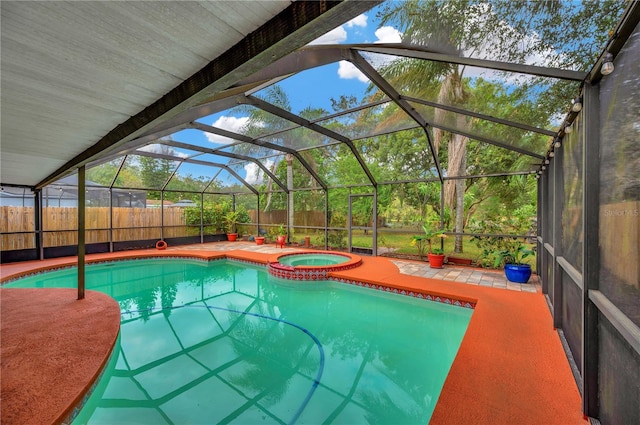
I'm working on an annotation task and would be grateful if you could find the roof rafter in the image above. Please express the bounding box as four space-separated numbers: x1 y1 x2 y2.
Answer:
160 139 288 193
402 95 557 137
132 150 258 195
246 95 378 187
191 122 328 191
35 1 380 189
349 50 444 183
355 44 587 81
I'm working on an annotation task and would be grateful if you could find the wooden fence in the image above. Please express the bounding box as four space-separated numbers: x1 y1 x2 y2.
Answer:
600 201 639 288
1 206 331 251
1 206 188 250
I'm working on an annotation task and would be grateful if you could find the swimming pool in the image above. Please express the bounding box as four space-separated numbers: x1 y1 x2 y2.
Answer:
6 258 472 424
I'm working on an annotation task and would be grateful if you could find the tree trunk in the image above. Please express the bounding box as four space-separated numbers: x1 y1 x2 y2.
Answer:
433 70 469 253
263 160 279 212
454 153 466 253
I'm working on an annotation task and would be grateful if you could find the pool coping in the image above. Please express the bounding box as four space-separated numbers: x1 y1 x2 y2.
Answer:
0 288 120 425
1 251 476 310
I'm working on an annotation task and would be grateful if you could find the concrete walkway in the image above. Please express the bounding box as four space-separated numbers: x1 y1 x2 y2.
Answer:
391 260 540 293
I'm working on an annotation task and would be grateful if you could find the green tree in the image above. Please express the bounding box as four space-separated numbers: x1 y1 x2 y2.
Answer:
138 145 177 200
375 0 624 252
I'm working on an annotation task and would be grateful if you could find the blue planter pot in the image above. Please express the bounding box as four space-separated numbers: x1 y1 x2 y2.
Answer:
504 264 532 283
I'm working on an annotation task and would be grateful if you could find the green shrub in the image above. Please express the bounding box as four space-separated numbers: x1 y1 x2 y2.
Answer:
185 201 250 233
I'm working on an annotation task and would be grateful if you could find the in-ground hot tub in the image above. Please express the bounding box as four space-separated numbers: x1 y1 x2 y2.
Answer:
268 251 362 280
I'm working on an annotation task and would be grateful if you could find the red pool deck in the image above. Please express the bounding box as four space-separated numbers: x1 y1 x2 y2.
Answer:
0 245 584 425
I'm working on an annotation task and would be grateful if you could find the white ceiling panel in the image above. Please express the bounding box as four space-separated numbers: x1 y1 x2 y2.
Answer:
0 1 281 186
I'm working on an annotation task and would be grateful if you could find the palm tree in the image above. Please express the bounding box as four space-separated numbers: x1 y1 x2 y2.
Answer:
373 0 620 252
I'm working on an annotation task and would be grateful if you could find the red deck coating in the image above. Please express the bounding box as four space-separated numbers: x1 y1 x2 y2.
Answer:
0 288 120 425
0 247 584 424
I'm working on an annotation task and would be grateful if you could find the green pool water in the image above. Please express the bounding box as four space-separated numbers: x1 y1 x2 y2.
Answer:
6 259 472 424
279 253 349 267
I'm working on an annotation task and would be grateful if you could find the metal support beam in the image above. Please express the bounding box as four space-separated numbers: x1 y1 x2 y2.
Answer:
324 190 329 251
256 193 261 238
552 131 564 330
429 122 546 159
373 189 378 256
77 166 86 300
349 50 444 182
536 177 542 292
109 188 113 253
403 95 557 137
132 150 259 195
582 82 600 419
161 139 288 193
192 122 327 190
200 192 204 244
36 1 380 189
161 191 165 241
444 171 537 180
356 45 587 81
246 95 378 187
540 172 549 296
35 189 43 260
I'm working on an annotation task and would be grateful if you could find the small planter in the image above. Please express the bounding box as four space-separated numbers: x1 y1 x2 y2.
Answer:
276 235 286 248
155 240 167 250
255 236 265 245
427 253 445 269
227 233 238 242
504 264 532 283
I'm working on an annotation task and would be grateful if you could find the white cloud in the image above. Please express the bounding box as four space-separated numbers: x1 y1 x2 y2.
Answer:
205 116 250 144
308 26 347 45
346 14 367 28
244 159 274 185
337 60 369 83
374 26 402 43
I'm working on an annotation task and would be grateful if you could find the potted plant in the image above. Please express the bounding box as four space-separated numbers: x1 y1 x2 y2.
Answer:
275 224 286 248
223 210 241 241
494 241 535 283
411 224 447 268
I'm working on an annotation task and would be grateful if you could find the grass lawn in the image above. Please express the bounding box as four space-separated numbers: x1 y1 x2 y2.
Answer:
290 228 536 272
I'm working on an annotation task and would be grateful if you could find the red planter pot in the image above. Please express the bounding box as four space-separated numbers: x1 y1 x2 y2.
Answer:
227 233 238 242
255 236 265 245
276 235 286 248
427 253 445 269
